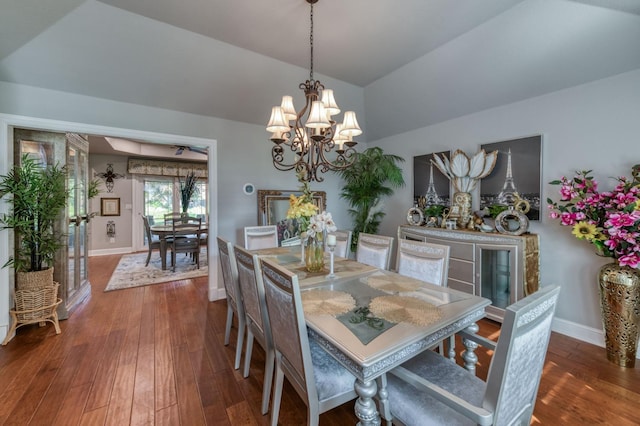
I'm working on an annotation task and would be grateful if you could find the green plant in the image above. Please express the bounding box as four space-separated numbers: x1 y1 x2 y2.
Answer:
336 147 405 250
0 154 68 272
179 171 199 214
424 204 445 219
88 178 101 199
487 204 508 219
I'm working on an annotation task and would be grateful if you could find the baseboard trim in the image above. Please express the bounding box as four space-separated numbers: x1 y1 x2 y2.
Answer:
89 247 134 256
552 317 640 359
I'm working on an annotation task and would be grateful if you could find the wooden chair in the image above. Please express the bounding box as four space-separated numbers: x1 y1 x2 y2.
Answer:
327 229 352 258
385 286 560 426
234 245 275 415
164 212 183 225
395 239 450 286
216 237 246 370
142 216 162 267
259 258 357 426
244 225 278 250
170 216 201 271
356 232 394 270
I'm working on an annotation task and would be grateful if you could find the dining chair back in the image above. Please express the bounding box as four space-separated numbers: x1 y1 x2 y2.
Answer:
327 229 352 258
142 215 162 267
356 233 394 270
216 237 246 370
395 239 450 286
244 225 279 250
164 212 183 225
234 245 275 414
386 285 560 426
170 216 202 271
259 258 357 426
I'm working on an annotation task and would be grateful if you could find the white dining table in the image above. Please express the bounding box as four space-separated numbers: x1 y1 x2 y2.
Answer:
251 246 491 425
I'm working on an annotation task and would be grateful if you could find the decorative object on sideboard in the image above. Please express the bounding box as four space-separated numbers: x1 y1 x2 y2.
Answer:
266 0 361 182
432 149 498 229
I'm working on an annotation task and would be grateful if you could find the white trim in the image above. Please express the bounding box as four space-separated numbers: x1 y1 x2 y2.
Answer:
0 113 222 344
552 317 640 359
89 248 134 257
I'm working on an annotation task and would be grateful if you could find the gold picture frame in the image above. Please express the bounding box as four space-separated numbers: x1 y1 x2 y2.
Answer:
101 197 120 216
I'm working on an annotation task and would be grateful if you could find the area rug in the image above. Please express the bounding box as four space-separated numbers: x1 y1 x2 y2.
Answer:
104 249 208 291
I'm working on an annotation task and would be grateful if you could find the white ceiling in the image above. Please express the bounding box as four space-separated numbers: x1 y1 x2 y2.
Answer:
1 0 640 142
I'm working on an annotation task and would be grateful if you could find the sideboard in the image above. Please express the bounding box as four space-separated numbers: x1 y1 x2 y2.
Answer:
397 225 539 322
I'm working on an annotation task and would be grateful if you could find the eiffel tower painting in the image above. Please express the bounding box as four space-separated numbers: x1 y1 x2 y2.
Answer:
496 149 519 206
479 136 542 220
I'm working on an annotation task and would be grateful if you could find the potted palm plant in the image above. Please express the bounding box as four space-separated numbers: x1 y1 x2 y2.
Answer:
0 154 68 288
336 147 405 251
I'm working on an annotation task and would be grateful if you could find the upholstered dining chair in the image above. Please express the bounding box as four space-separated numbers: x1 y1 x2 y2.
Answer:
327 229 352 258
216 237 246 370
244 225 279 250
142 215 162 267
259 258 358 426
395 239 450 286
385 285 560 426
356 232 394 270
233 245 275 415
170 216 202 271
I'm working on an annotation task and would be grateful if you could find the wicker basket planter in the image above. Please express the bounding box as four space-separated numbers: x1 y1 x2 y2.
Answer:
16 267 54 290
1 282 62 345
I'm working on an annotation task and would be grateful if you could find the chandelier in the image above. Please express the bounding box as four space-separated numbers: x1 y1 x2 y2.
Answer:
266 0 362 182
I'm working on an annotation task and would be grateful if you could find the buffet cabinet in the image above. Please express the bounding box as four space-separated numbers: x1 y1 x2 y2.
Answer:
398 225 539 322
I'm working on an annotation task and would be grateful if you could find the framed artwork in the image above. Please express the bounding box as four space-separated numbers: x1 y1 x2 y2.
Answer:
413 151 450 207
479 135 542 220
101 197 121 216
257 189 326 245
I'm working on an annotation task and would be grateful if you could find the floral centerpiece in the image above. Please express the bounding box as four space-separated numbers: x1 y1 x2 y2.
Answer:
286 170 319 235
304 211 337 272
547 166 640 268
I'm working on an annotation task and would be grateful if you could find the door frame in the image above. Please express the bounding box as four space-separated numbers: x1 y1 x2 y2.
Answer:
0 113 220 343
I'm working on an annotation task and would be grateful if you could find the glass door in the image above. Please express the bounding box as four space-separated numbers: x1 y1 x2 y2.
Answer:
66 134 90 304
475 243 517 321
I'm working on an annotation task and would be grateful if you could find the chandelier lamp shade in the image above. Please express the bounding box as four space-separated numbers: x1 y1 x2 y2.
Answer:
266 0 362 182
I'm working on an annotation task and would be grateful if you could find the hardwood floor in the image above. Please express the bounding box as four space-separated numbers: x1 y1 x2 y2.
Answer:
0 254 638 425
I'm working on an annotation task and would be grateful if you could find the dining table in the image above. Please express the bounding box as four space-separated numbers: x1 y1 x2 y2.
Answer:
150 223 208 270
251 245 491 426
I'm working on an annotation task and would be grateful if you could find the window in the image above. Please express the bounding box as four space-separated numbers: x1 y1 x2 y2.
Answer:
143 177 208 225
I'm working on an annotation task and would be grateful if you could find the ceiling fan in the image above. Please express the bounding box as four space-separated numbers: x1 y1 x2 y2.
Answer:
173 145 208 156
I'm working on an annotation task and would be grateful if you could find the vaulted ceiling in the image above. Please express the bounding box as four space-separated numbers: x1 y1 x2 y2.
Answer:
2 0 640 141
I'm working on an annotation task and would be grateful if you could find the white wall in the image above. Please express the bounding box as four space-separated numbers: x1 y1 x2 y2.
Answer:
369 68 640 346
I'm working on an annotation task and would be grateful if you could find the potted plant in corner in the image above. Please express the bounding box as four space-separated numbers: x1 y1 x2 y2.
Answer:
337 147 405 251
0 153 68 289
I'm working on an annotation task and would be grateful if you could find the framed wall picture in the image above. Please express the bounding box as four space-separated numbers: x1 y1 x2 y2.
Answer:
101 197 121 216
413 151 450 207
479 135 542 220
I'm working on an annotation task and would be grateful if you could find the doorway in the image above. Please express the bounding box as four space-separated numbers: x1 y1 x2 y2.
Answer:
0 113 220 344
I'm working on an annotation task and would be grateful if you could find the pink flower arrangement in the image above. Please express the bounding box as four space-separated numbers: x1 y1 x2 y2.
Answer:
547 165 640 269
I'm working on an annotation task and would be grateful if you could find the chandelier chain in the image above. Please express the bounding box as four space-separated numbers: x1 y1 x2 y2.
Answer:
309 2 314 82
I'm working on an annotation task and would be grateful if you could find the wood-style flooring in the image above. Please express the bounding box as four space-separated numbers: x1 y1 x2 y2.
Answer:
0 253 638 425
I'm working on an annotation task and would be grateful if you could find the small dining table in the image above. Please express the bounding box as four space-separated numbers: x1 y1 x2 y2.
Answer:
251 245 491 425
150 223 208 270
